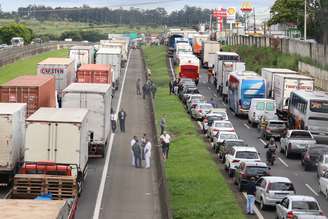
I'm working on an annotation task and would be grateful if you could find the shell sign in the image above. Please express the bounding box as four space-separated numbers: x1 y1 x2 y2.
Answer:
226 7 236 24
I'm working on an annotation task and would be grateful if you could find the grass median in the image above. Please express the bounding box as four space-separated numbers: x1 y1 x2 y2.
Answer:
0 49 68 84
143 46 245 219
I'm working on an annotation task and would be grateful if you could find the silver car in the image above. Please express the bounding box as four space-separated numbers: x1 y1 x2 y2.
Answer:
191 103 213 120
317 153 328 177
280 130 317 158
255 176 295 210
186 94 204 109
276 195 323 219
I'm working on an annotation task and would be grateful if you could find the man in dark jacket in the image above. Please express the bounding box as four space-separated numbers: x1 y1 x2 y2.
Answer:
246 177 256 215
132 139 142 168
118 108 127 132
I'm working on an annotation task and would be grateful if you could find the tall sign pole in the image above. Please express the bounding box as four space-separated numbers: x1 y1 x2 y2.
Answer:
241 2 253 34
304 0 307 40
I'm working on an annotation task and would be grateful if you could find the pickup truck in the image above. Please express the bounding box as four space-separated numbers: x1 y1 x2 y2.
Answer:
280 130 317 158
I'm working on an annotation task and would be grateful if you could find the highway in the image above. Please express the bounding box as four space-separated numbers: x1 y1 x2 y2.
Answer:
170 59 328 219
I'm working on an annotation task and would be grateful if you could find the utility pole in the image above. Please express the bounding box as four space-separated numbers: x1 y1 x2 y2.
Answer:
253 8 256 33
304 0 307 40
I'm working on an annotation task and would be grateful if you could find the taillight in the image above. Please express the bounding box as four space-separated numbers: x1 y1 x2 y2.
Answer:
266 182 271 193
232 159 240 163
287 211 294 219
240 172 246 178
304 151 310 160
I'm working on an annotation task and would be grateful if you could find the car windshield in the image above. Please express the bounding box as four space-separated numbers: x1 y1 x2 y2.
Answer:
215 122 232 128
221 133 237 140
290 131 312 139
200 104 212 109
270 182 294 191
268 122 286 128
256 102 265 110
246 166 268 175
292 201 319 211
226 141 246 147
266 102 275 111
235 151 258 159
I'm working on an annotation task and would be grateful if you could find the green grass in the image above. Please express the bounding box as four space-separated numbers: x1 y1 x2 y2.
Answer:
0 19 163 37
0 49 68 84
143 46 245 219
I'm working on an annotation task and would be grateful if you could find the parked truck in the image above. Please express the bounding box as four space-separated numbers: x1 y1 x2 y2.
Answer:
69 46 95 69
177 54 200 84
62 83 111 158
201 40 221 68
24 107 89 195
96 48 121 90
261 68 298 98
0 103 26 186
192 34 209 58
77 64 112 84
273 74 314 119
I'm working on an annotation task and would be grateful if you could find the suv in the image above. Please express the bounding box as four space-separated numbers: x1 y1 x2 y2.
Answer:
234 161 270 192
260 119 287 140
255 176 295 210
225 146 261 177
218 139 248 163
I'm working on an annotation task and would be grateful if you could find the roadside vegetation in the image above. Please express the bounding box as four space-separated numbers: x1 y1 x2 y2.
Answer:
0 49 68 84
143 46 245 219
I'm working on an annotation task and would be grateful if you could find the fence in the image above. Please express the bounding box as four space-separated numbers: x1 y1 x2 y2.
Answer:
0 41 92 67
227 35 328 67
299 61 328 90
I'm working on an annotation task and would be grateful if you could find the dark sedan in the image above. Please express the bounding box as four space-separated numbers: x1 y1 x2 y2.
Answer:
301 144 328 171
260 119 287 140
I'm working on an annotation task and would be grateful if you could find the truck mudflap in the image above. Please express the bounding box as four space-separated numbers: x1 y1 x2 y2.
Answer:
89 142 106 158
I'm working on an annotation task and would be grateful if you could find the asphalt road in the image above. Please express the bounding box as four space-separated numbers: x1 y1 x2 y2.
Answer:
194 66 328 219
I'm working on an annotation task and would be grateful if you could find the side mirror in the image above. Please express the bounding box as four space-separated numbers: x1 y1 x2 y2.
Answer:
258 152 261 155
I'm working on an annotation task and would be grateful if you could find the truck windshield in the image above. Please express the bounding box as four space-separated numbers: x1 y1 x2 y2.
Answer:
256 102 265 110
266 102 275 111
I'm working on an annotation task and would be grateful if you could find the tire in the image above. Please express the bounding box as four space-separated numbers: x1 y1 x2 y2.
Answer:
260 198 267 210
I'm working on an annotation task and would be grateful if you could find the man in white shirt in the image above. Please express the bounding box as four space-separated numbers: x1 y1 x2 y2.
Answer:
144 139 152 168
160 131 171 160
130 136 137 166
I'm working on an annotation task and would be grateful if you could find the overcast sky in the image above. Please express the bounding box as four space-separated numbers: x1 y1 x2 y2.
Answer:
0 0 275 15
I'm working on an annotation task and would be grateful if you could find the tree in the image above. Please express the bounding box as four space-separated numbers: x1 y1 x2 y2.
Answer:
0 23 33 44
268 0 304 26
313 0 328 44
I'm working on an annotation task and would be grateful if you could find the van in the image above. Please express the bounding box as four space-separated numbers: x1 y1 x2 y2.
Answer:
248 98 276 125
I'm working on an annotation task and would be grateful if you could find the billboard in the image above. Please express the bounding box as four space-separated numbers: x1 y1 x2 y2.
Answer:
226 7 237 24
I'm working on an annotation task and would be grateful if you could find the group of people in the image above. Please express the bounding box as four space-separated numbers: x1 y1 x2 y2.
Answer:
169 78 181 95
110 108 127 133
136 78 157 99
130 134 152 168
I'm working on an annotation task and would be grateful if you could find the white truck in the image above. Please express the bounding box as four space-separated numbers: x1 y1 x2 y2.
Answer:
69 46 95 69
201 40 221 68
96 47 122 89
261 68 298 98
11 37 24 47
217 61 245 101
0 103 26 186
24 107 89 194
273 74 314 118
62 83 111 158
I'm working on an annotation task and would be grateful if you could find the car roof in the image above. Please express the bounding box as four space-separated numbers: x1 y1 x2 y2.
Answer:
219 131 237 135
232 146 257 152
261 176 292 183
213 120 231 124
225 139 245 143
210 108 226 112
242 161 268 167
198 103 212 107
286 195 318 202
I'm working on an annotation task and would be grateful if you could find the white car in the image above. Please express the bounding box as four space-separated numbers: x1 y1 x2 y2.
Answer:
317 154 328 177
191 103 213 120
319 171 328 199
207 108 228 120
207 120 234 140
276 195 323 219
225 146 261 177
212 131 238 152
187 98 205 113
202 113 226 134
186 94 204 107
255 176 295 210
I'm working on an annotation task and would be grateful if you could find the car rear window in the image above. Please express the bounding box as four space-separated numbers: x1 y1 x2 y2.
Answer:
292 201 319 210
270 182 294 191
221 133 238 140
226 141 246 147
290 131 312 139
215 122 232 128
235 151 258 159
246 166 268 175
268 122 286 128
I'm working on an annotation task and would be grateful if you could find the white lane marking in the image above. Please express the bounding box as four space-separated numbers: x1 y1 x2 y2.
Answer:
242 192 265 219
197 121 202 129
169 58 176 80
277 157 289 168
243 123 250 129
259 139 266 145
305 184 319 196
92 51 132 219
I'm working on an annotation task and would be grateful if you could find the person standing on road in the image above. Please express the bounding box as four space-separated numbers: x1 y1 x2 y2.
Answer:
144 138 152 168
160 131 171 160
118 108 127 132
142 83 148 99
110 110 116 133
130 136 138 166
132 139 142 168
208 98 217 108
111 85 116 98
141 133 147 160
159 115 166 135
246 177 256 215
136 78 141 95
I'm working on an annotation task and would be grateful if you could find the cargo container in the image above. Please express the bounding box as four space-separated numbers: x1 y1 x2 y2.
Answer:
0 76 56 117
96 48 121 88
274 74 314 118
0 199 77 219
0 103 26 186
77 64 112 84
62 83 111 157
37 58 75 97
177 54 200 84
100 42 126 61
108 39 129 62
261 68 298 98
201 40 221 68
69 45 95 68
